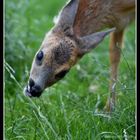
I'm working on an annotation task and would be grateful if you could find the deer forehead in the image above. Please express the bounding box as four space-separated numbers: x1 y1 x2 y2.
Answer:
42 33 77 54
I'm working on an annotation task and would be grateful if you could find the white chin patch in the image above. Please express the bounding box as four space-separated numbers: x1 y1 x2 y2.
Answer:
23 86 32 97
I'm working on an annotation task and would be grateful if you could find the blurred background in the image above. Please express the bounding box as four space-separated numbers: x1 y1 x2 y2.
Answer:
5 0 135 139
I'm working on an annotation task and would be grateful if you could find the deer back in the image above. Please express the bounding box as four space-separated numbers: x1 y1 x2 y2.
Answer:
73 0 135 36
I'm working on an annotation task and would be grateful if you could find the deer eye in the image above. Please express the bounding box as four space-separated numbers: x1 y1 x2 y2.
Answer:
55 70 69 79
36 50 44 65
36 51 43 61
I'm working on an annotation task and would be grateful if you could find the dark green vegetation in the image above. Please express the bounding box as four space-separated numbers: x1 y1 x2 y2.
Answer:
5 0 135 139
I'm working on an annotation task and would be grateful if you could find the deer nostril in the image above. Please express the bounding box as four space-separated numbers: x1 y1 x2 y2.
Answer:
29 78 35 88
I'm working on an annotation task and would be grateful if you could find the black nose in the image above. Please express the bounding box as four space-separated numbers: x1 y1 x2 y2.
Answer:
29 78 35 88
26 78 42 97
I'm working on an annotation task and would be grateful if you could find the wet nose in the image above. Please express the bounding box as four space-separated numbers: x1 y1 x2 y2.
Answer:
29 78 35 88
26 78 42 97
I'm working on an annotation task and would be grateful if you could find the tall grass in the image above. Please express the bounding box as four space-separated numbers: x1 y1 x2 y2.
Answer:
5 0 135 139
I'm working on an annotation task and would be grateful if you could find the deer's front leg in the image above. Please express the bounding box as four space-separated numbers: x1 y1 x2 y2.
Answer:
104 30 124 112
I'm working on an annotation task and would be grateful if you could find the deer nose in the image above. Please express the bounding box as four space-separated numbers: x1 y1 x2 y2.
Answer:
29 78 35 88
25 78 42 97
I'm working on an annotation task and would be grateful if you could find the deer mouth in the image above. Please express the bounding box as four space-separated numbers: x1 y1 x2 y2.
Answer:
24 85 43 97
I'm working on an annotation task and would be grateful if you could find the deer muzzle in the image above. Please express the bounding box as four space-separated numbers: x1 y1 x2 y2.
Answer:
24 78 43 97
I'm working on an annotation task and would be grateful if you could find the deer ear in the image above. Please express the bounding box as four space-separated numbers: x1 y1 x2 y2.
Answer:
78 28 116 55
54 0 79 34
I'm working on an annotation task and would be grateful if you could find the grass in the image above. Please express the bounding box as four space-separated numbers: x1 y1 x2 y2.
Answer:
5 0 136 139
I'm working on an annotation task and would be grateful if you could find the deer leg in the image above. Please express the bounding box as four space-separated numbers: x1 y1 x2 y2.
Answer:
105 30 124 112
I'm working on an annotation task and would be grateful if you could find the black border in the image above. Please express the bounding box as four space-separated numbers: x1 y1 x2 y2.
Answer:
0 0 3 139
137 0 139 139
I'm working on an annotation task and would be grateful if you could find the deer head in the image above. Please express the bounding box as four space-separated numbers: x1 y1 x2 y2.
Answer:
24 0 115 97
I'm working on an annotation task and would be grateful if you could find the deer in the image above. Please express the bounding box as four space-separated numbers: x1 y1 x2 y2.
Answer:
24 0 135 112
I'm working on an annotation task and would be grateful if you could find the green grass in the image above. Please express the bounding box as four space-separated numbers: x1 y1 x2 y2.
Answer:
5 0 135 139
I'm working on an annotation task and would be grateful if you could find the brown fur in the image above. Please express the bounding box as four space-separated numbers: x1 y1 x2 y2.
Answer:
74 0 135 35
25 0 135 111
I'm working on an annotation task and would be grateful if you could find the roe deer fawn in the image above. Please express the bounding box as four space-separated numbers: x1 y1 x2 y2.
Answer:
24 0 135 111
